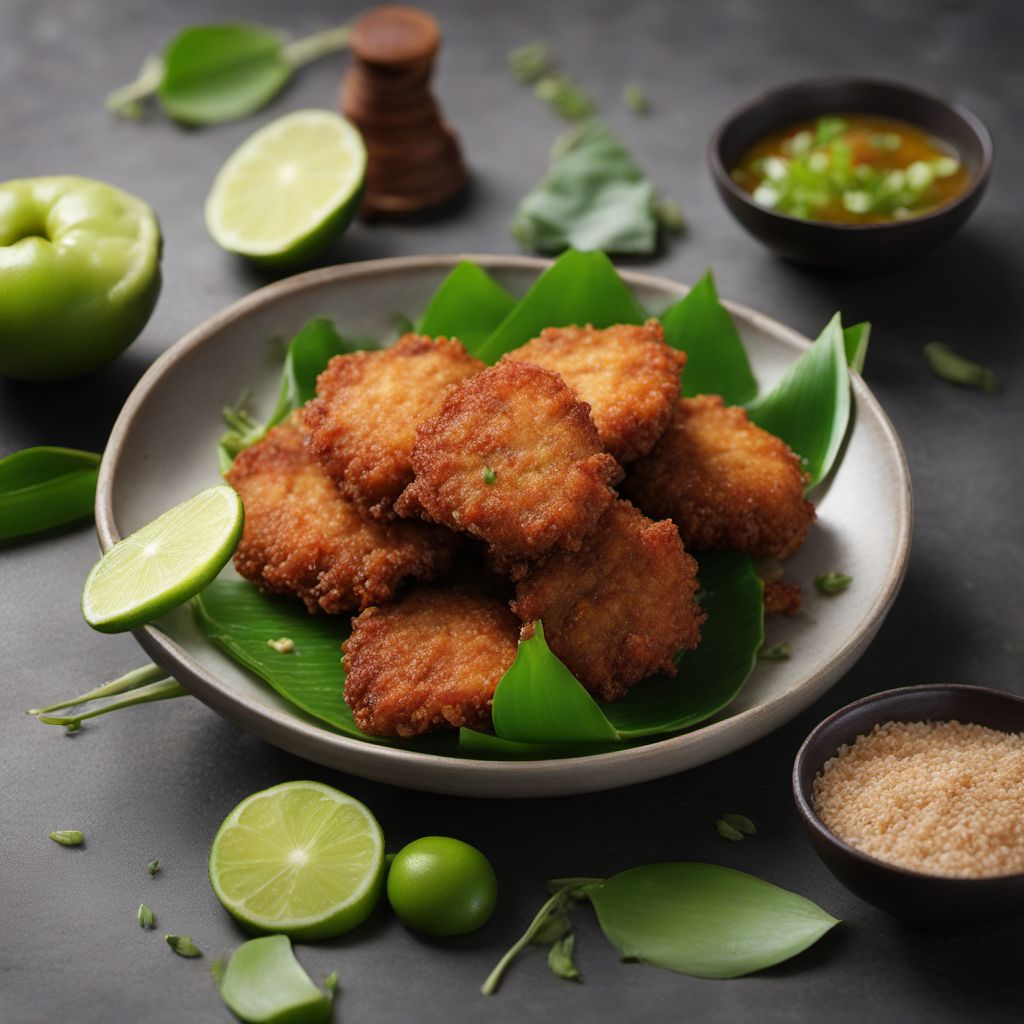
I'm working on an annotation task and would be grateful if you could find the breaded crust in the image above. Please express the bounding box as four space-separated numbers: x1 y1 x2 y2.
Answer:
226 419 458 614
624 395 815 559
342 586 520 738
303 334 483 519
764 578 803 615
396 360 622 570
504 320 685 463
512 500 705 702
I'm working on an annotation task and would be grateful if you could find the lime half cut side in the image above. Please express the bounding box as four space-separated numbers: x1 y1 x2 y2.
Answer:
209 781 385 941
205 109 367 268
82 484 242 634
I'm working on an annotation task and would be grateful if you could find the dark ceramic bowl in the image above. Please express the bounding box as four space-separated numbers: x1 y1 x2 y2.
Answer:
793 685 1024 922
709 78 993 270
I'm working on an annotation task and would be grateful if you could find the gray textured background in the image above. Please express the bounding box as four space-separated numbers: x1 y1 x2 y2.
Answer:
3 0 1023 1021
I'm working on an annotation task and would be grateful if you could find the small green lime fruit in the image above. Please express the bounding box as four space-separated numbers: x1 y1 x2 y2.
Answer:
387 836 498 937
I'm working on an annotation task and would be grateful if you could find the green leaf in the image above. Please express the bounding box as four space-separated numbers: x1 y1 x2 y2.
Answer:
477 249 645 363
192 580 356 736
923 341 999 395
416 262 517 353
218 936 332 1024
843 322 871 374
507 41 555 84
491 622 621 744
600 552 764 738
745 313 851 489
158 24 292 126
457 729 628 760
0 446 100 543
548 932 582 981
512 120 658 255
191 581 453 754
584 864 839 979
48 830 84 847
814 572 852 595
138 902 155 929
758 642 792 661
719 813 757 836
659 271 757 406
165 934 202 958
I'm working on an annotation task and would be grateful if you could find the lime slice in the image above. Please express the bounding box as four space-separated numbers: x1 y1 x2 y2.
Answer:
82 485 242 634
209 781 385 940
205 109 367 267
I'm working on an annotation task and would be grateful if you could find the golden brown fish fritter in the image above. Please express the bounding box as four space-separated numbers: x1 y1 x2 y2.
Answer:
342 586 520 738
395 360 622 572
624 395 815 559
763 578 803 615
503 320 685 463
303 334 483 519
512 500 705 702
226 420 458 614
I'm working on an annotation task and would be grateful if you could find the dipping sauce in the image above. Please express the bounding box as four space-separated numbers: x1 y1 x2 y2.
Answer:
813 720 1024 878
732 113 971 224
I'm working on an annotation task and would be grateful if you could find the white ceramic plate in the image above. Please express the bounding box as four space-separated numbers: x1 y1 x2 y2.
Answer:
96 255 912 797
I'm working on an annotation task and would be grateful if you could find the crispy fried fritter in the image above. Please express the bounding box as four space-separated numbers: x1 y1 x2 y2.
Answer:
226 419 458 614
342 586 520 738
396 361 622 570
303 334 483 519
503 320 685 463
512 500 705 702
624 395 815 559
764 578 803 615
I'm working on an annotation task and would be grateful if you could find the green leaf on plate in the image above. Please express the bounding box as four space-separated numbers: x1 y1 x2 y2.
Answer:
491 622 621 744
416 262 517 354
158 24 293 126
659 270 757 406
476 249 645 364
584 863 839 979
601 551 763 738
192 580 357 736
511 119 659 256
745 312 851 489
457 729 628 760
217 935 332 1024
843 321 871 374
0 446 101 543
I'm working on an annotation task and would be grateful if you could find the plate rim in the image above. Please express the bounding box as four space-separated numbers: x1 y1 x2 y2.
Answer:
94 253 913 792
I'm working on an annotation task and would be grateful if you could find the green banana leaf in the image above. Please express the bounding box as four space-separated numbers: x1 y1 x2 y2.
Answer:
659 270 758 405
475 249 645 363
417 261 517 353
843 321 871 374
745 313 851 489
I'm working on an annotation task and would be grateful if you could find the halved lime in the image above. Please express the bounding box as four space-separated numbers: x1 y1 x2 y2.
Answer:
209 781 385 940
82 485 242 634
205 109 367 268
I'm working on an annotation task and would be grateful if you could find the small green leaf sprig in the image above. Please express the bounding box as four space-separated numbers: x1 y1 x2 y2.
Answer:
715 814 757 842
48 830 84 847
923 343 999 395
166 934 202 958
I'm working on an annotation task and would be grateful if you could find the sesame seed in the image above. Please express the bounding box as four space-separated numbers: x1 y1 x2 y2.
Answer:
813 720 1024 878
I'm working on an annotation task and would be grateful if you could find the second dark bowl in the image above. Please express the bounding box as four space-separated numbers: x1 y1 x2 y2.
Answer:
793 685 1024 923
709 77 993 270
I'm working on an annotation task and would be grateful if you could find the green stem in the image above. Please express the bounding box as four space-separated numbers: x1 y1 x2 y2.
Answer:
283 25 351 68
482 884 586 996
36 679 189 727
106 53 165 118
28 663 165 715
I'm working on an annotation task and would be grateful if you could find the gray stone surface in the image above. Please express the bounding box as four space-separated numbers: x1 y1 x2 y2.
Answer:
2 0 1023 1021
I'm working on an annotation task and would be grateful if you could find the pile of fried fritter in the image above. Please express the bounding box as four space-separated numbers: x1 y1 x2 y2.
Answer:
226 321 814 739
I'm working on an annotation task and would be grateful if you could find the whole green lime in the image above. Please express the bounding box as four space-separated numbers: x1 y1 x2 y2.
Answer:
386 836 497 937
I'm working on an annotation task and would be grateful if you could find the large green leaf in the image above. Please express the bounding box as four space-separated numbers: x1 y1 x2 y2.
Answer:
843 321 871 374
475 250 645 364
584 864 839 979
745 313 851 489
491 622 621 744
416 262 517 354
0 446 101 543
660 270 757 405
458 729 628 760
601 552 763 738
192 580 454 753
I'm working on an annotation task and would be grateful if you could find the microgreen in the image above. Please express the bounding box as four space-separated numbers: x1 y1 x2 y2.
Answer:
48 830 84 847
923 342 999 395
716 814 757 841
815 572 852 595
107 23 351 125
759 642 792 661
147 859 161 877
507 41 555 84
165 934 202 958
138 903 155 929
534 75 595 120
0 447 100 544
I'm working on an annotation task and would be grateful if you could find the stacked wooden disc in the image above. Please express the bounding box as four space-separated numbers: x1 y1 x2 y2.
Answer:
341 5 468 218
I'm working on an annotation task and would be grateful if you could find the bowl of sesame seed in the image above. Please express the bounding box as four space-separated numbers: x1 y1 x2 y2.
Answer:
793 685 1024 921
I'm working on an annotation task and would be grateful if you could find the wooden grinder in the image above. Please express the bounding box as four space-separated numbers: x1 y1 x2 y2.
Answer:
341 5 468 217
